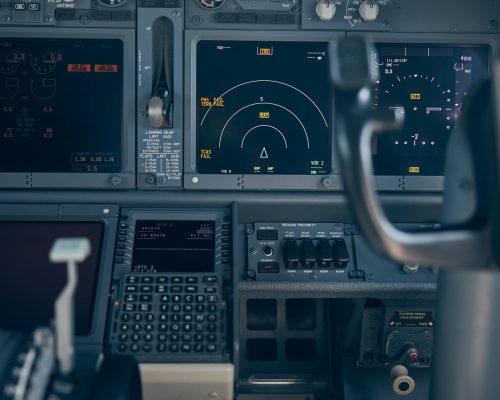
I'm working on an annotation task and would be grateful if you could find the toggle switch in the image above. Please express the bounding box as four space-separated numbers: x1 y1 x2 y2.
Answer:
283 239 299 269
301 239 316 268
318 239 333 268
334 239 349 268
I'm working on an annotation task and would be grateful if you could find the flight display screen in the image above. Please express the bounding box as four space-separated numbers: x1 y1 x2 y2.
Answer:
0 38 123 173
131 220 216 273
196 41 331 175
372 43 489 176
0 221 103 334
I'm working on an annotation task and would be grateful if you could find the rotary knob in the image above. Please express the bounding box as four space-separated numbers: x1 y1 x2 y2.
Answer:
359 1 379 22
315 0 336 22
403 263 420 274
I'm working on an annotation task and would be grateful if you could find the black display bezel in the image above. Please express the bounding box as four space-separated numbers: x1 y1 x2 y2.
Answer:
0 204 118 347
184 31 344 191
0 28 135 189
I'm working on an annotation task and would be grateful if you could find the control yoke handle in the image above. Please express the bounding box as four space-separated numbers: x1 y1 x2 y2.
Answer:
330 37 492 269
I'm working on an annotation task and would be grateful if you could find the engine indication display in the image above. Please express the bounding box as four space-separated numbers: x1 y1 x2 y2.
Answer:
196 41 331 176
372 44 489 176
0 38 123 173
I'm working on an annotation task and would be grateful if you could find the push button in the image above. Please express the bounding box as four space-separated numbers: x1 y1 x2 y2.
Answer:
258 262 279 273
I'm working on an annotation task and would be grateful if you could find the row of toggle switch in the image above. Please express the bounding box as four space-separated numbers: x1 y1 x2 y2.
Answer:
282 238 350 269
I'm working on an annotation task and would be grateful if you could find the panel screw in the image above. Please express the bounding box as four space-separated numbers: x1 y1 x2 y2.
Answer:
145 175 156 185
489 19 499 29
110 175 122 186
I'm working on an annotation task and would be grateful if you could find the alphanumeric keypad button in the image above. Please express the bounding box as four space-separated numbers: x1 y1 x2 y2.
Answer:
195 305 205 313
194 343 204 353
204 287 216 294
207 305 217 313
171 277 183 284
183 324 192 332
124 294 136 302
169 344 179 352
181 344 192 352
160 304 169 312
169 333 179 342
144 333 153 342
145 323 154 332
159 314 168 322
132 323 141 332
207 295 218 303
157 343 167 352
183 314 193 322
171 285 183 293
171 314 181 322
185 286 198 293
156 276 168 284
121 314 131 322
206 344 217 353
203 276 217 284
131 333 140 342
186 277 198 284
143 344 153 353
184 305 193 313
120 323 129 332
159 324 168 332
118 344 127 352
139 294 152 302
140 285 153 293
160 295 170 303
171 323 180 332
207 314 217 322
172 295 182 303
194 334 204 342
139 303 151 312
195 314 204 322
126 276 138 284
158 333 167 342
196 295 205 303
172 304 181 313
184 295 194 303
123 303 135 312
207 334 217 343
182 334 192 342
141 277 154 284
155 285 167 293
118 333 128 342
195 324 204 332
133 315 141 323
145 313 155 322
130 344 140 352
207 323 217 332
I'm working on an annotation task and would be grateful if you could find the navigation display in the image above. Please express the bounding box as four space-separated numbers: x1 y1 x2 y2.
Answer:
0 221 103 334
132 220 215 273
372 44 489 176
196 41 331 175
0 38 123 173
